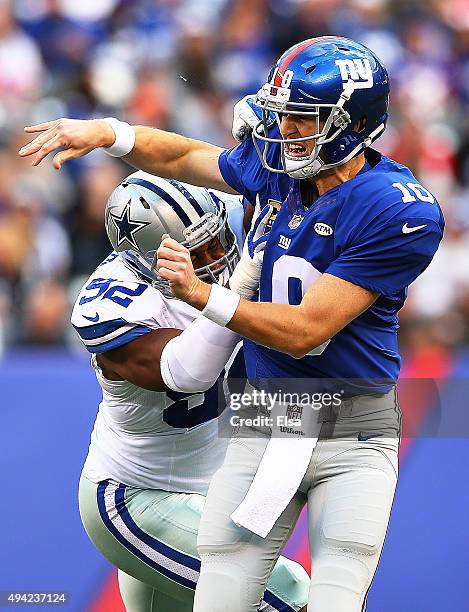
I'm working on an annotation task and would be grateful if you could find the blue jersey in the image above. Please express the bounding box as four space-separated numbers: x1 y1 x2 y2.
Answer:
219 140 444 392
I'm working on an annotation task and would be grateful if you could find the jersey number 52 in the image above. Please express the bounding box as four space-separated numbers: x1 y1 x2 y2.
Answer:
79 278 148 308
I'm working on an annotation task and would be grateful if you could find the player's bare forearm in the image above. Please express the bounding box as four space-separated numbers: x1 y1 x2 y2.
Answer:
162 275 315 357
126 127 235 192
227 274 378 357
230 300 321 358
183 287 335 358
156 236 379 358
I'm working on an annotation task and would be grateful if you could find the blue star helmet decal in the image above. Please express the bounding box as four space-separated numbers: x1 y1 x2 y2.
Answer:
109 199 151 250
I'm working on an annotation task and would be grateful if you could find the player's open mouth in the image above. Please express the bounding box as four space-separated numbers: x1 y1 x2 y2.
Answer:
285 142 309 158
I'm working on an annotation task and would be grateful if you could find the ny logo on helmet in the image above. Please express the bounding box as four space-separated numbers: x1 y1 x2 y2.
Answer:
335 58 373 89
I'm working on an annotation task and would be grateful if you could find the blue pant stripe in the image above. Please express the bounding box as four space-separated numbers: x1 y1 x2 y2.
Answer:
114 484 200 572
96 481 197 590
96 481 298 610
263 589 297 611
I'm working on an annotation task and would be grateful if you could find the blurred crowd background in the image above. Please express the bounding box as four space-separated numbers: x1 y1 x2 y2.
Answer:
1 0 468 354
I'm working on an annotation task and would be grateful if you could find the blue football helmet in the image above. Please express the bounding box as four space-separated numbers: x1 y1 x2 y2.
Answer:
252 36 390 179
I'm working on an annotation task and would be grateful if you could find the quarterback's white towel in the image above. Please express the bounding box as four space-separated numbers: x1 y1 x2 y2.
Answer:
231 403 321 538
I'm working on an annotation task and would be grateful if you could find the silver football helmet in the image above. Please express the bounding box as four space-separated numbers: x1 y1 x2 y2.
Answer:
105 171 239 297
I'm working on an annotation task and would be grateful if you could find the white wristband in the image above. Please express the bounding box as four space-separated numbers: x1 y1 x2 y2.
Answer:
102 117 136 157
202 284 241 327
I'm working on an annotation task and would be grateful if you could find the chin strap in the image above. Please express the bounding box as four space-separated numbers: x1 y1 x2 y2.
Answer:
285 155 323 179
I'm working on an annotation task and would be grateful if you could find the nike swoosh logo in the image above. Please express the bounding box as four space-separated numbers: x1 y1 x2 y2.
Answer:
83 313 100 323
358 432 383 441
402 223 428 234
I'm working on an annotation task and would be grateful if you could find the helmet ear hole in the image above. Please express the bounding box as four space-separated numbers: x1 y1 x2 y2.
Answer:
354 116 368 133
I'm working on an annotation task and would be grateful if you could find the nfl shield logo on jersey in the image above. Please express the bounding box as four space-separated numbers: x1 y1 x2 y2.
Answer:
286 403 303 422
288 214 304 230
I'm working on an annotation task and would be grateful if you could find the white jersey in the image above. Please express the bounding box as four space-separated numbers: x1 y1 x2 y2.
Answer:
71 252 239 494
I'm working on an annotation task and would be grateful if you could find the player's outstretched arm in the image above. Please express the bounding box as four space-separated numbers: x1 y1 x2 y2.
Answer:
19 118 234 193
131 126 232 192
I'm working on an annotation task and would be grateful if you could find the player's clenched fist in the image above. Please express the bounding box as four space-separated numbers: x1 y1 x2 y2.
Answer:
18 118 116 169
156 234 208 305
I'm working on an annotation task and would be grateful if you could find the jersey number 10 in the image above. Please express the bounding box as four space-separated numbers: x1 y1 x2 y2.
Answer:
392 182 435 204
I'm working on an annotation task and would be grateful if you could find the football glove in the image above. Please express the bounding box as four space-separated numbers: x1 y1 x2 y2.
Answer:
229 201 273 299
231 95 275 142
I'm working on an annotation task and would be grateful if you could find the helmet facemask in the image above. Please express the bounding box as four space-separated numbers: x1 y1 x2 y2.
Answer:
182 207 239 284
252 82 364 179
121 207 239 298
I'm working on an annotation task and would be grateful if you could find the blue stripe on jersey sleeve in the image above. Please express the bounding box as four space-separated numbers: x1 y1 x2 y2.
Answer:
74 317 129 341
85 325 153 354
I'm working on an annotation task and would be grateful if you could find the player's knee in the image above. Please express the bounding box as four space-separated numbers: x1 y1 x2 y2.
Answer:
310 554 370 599
322 526 382 557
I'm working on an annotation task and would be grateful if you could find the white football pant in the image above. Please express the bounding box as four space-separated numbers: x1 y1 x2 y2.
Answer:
194 390 400 612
